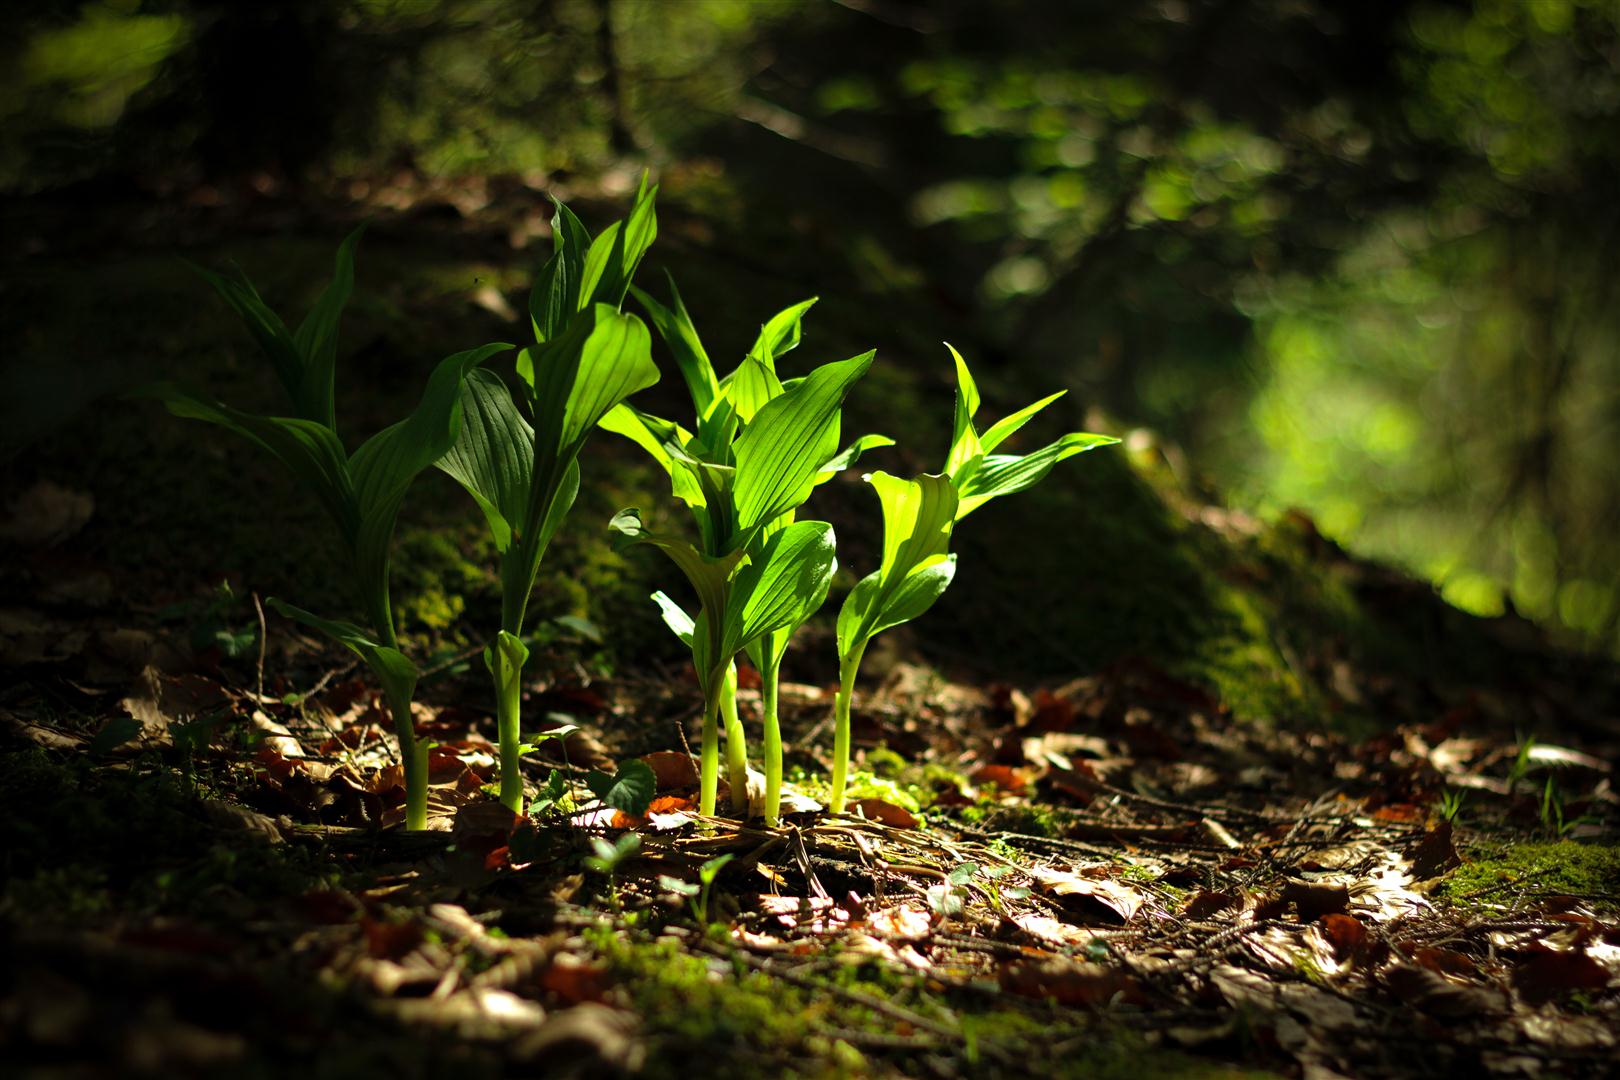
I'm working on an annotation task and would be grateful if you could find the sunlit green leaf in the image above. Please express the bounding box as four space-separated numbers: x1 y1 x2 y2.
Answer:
731 350 875 537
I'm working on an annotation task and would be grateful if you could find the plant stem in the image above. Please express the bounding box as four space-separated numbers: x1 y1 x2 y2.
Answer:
699 690 722 817
490 644 524 813
721 663 750 816
828 640 866 815
387 685 428 831
761 658 783 827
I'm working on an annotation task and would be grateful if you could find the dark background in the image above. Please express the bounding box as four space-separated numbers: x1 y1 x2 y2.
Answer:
4 0 1618 669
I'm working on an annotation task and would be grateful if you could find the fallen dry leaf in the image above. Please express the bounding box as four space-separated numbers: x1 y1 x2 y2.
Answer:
845 798 918 829
1030 866 1144 923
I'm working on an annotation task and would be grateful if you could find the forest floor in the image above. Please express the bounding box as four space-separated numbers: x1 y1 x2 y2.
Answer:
4 557 1618 1079
3 187 1619 1078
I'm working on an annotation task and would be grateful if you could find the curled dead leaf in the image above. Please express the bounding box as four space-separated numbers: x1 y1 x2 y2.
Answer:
846 798 918 829
1030 867 1143 924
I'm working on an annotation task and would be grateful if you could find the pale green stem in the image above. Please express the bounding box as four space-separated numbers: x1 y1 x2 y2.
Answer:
699 691 722 818
761 659 783 827
372 599 429 832
720 663 749 816
386 685 428 831
828 639 867 815
491 647 524 813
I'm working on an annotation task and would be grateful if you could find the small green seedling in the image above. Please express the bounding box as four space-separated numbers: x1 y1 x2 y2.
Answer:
437 184 660 814
657 852 733 924
1437 788 1467 824
606 281 886 822
828 346 1118 813
585 832 641 907
146 229 506 830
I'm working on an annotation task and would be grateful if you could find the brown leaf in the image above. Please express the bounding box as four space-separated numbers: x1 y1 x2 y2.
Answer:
1405 820 1459 880
1182 888 1241 919
1408 946 1477 978
641 750 699 791
1030 867 1143 923
972 764 1030 792
846 798 918 829
540 956 612 1005
362 916 424 960
1317 913 1368 962
1279 879 1350 922
1511 947 1612 1005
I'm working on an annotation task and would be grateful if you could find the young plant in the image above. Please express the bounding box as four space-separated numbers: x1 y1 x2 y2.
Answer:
828 345 1118 813
604 282 887 822
146 229 507 830
435 185 661 813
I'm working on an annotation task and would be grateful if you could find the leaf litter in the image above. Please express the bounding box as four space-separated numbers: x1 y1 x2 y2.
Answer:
4 598 1619 1078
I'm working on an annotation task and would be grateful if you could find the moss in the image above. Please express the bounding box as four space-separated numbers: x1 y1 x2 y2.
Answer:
589 927 1277 1080
957 800 1073 838
1434 841 1620 907
391 523 498 637
587 930 871 1079
0 748 349 924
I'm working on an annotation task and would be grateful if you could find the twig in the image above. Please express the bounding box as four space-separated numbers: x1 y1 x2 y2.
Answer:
252 592 268 706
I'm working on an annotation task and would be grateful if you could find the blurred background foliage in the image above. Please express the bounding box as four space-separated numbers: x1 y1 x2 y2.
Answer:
4 0 1619 657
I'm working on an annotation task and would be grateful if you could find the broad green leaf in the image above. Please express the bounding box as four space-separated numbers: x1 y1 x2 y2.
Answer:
731 351 875 537
598 403 707 512
586 758 656 815
724 520 837 656
292 222 365 428
579 183 658 310
944 343 983 478
631 274 718 416
650 590 696 645
552 197 592 270
144 383 356 537
747 298 817 368
868 471 958 592
349 343 510 615
609 509 744 629
724 297 817 423
528 305 657 484
528 249 572 344
954 432 1119 519
437 369 533 551
267 598 417 706
725 355 785 425
836 555 958 657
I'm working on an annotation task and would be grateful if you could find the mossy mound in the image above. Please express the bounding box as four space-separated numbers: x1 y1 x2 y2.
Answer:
1434 841 1620 909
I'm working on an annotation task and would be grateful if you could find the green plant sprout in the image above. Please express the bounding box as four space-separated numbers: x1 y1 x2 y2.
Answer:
436 184 660 814
604 281 887 822
657 852 734 924
828 345 1118 814
145 229 507 830
584 832 641 908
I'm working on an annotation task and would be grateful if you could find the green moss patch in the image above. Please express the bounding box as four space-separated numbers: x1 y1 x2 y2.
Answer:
1434 841 1620 907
